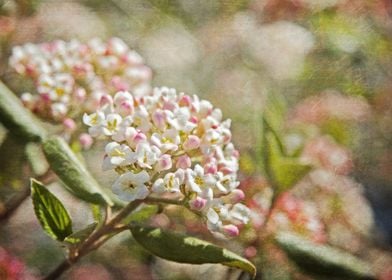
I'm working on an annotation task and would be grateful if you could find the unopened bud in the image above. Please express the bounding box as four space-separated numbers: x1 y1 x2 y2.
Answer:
222 224 239 237
227 189 245 203
176 155 191 169
100 94 113 107
79 133 93 149
189 197 207 211
156 154 172 172
183 135 200 151
119 101 134 115
63 118 76 132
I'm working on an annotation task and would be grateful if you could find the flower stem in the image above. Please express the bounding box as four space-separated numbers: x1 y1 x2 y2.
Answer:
44 260 71 280
145 196 185 205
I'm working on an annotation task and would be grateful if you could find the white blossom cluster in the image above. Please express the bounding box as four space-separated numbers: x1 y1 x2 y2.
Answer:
9 38 151 147
83 87 250 237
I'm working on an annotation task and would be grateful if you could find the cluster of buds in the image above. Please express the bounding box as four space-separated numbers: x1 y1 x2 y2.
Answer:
83 87 250 238
9 38 152 147
289 91 370 125
302 136 353 175
250 192 326 243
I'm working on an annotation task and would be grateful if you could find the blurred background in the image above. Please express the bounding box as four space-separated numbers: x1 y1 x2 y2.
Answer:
0 0 391 279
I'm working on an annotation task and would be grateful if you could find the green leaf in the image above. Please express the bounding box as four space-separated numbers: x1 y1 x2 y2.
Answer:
0 81 46 142
25 143 49 176
30 179 73 241
266 133 311 193
64 222 97 245
275 232 375 279
130 225 256 278
42 136 114 206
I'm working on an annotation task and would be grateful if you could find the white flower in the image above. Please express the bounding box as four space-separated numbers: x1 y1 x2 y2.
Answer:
155 154 173 172
167 107 196 132
185 165 202 193
150 129 180 152
229 203 250 224
152 170 184 193
215 172 240 194
135 143 161 169
103 113 123 136
206 207 224 234
124 127 147 148
112 171 150 202
102 142 135 171
83 111 106 137
133 106 152 132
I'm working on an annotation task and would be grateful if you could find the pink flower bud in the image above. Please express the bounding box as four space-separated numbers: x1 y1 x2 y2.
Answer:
176 155 191 169
40 93 51 103
227 189 245 203
79 133 93 150
25 65 35 76
111 76 129 91
189 197 207 211
152 111 166 129
204 163 217 174
163 101 176 111
183 135 200 151
63 118 76 132
219 165 234 175
100 94 113 107
179 95 192 107
222 224 239 237
73 63 91 76
133 131 147 144
74 88 86 102
156 154 172 172
119 101 134 115
244 246 257 258
190 116 198 124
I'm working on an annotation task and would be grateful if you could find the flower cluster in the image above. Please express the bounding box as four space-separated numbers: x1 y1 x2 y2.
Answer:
250 192 326 243
10 38 152 147
83 87 250 237
302 136 353 175
289 91 370 125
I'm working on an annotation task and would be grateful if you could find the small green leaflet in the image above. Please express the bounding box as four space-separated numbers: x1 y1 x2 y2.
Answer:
266 133 311 193
64 222 97 245
130 225 256 278
30 179 73 241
